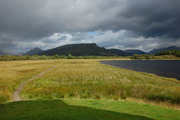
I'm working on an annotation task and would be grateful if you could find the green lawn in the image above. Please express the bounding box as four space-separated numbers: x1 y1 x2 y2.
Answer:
0 99 179 120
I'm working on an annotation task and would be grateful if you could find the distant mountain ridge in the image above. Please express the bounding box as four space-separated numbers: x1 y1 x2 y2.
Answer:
39 43 117 56
149 46 180 54
1 44 180 56
124 49 147 55
23 48 43 55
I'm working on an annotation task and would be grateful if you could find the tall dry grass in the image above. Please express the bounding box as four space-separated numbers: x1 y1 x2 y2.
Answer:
0 60 61 103
21 59 180 105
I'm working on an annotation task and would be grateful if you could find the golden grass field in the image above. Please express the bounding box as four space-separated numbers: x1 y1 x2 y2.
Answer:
0 60 61 102
0 59 180 109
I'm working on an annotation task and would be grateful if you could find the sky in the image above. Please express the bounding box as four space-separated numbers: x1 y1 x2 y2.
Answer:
0 0 180 53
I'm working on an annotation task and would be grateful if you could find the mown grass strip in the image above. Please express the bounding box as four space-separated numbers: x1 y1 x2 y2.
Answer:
0 99 179 120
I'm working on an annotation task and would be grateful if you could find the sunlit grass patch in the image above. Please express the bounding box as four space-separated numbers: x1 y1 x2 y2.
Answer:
0 98 179 120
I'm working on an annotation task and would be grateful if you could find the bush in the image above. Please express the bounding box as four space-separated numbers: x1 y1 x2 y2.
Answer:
131 54 155 60
147 94 180 104
67 54 74 59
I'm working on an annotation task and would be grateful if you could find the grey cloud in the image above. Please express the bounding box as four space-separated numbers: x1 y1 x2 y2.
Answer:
118 0 180 38
0 0 180 52
0 0 179 38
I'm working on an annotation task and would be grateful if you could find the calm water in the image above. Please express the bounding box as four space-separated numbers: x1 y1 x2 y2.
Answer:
101 60 180 80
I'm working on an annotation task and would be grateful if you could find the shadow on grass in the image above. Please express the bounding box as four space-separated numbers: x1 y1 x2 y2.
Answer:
0 100 154 120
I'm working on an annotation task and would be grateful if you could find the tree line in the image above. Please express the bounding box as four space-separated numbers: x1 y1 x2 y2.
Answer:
0 54 124 61
0 51 179 61
155 50 180 57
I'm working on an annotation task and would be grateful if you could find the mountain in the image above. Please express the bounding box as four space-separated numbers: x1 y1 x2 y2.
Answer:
23 48 43 55
149 46 180 54
107 49 130 56
124 49 147 55
39 43 117 56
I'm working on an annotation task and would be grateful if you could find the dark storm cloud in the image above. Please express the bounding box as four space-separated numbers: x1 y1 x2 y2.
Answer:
0 0 179 52
118 0 180 38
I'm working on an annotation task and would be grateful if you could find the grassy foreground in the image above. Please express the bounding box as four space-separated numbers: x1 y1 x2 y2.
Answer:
0 59 180 120
0 99 180 120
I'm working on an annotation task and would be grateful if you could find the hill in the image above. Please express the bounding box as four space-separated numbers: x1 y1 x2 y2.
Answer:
124 49 147 55
24 48 43 55
107 49 130 56
149 46 180 54
40 43 117 56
